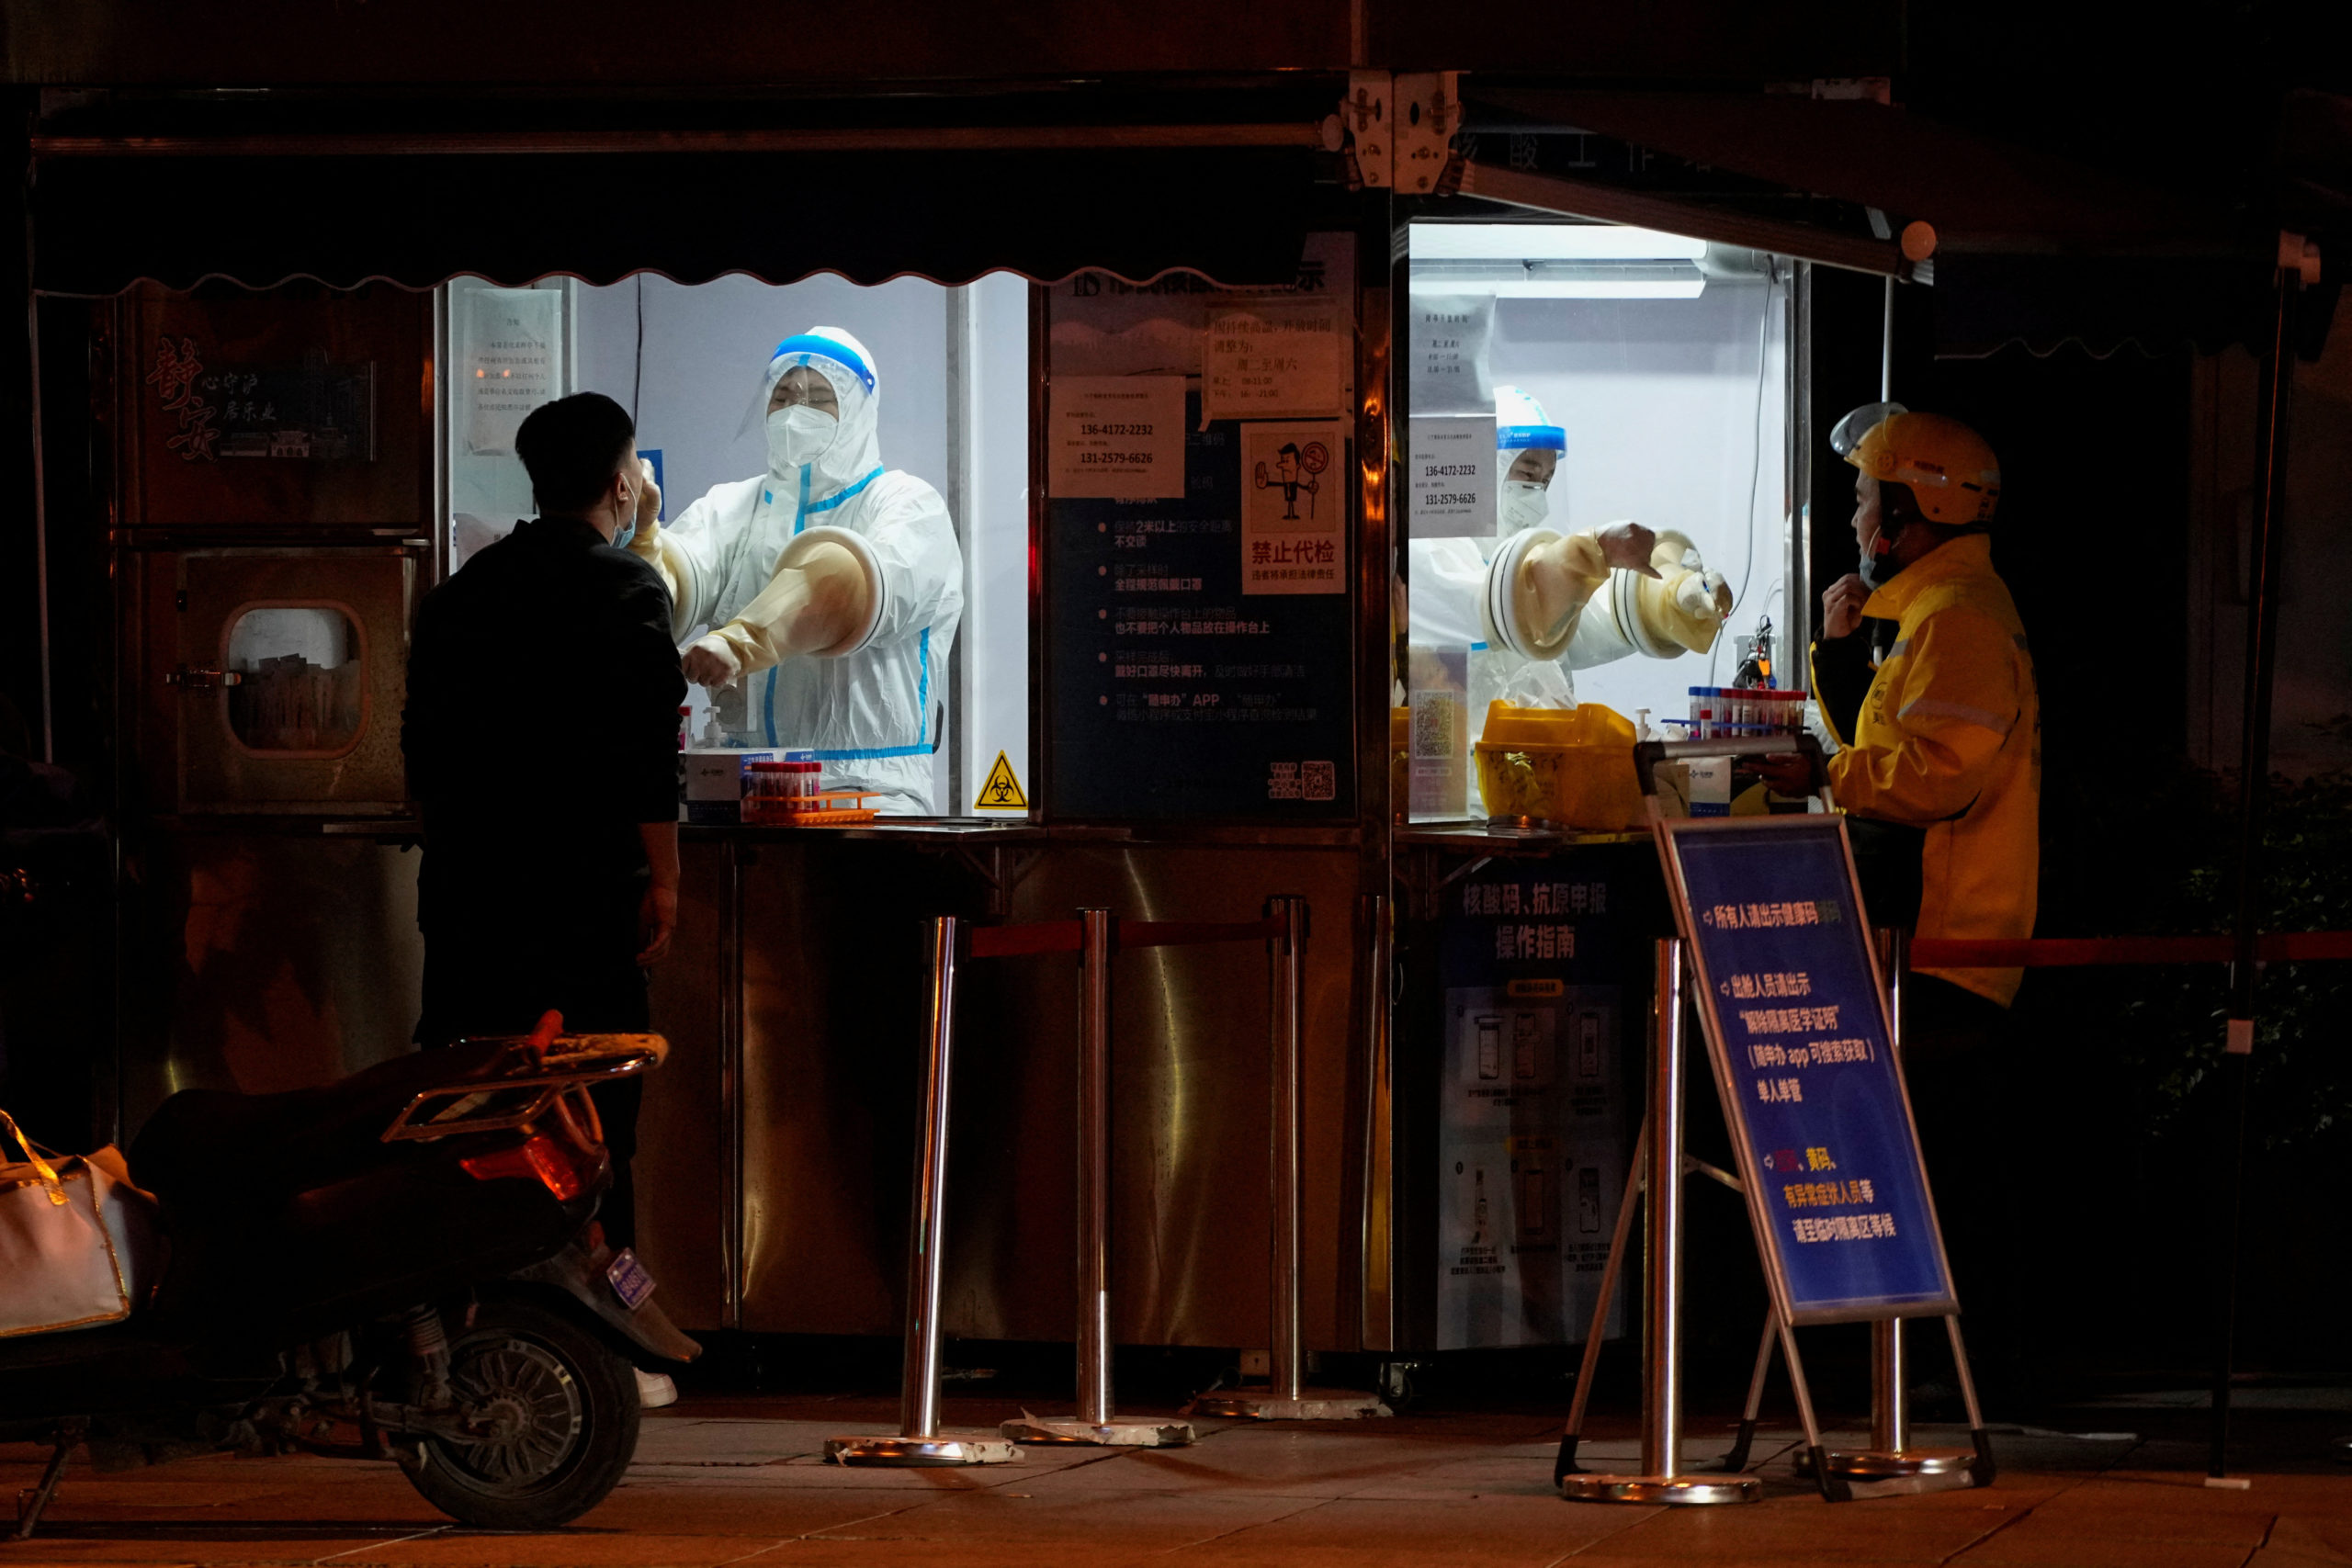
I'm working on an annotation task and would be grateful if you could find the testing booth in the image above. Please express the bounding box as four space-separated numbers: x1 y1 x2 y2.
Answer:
24 75 1939 1377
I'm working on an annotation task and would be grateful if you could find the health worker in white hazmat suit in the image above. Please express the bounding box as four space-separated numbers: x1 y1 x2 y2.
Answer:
624 329 962 815
1408 387 1735 805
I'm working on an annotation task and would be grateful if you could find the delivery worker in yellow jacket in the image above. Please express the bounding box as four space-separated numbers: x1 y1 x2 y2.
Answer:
1770 406 2040 1013
1760 405 2041 1394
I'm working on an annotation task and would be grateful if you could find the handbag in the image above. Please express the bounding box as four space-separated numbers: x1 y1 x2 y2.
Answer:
0 1108 164 1337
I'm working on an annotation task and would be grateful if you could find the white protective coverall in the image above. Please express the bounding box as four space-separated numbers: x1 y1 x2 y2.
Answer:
1408 388 1732 807
630 329 963 815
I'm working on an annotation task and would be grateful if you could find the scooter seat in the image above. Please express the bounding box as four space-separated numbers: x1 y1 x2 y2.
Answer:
129 1039 510 1210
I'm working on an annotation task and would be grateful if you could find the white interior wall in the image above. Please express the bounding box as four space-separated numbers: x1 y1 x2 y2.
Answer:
575 275 951 543
1487 274 1790 728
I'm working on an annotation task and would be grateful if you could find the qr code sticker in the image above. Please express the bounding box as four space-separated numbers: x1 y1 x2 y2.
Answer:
1303 761 1336 801
1268 762 1303 800
1411 694 1456 758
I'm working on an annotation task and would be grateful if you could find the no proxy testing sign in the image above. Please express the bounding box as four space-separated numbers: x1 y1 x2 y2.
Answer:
1659 817 1958 1325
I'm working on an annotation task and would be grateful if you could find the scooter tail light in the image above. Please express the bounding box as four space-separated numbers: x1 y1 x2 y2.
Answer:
459 1134 590 1201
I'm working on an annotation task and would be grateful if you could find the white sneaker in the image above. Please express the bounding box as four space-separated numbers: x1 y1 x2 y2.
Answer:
635 1369 678 1409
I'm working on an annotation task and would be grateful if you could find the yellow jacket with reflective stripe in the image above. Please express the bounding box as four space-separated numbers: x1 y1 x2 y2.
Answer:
1823 535 2040 1006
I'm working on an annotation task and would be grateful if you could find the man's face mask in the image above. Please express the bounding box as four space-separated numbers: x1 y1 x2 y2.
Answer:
1856 487 1905 591
1498 479 1550 535
1859 536 1904 591
767 404 839 471
611 476 639 549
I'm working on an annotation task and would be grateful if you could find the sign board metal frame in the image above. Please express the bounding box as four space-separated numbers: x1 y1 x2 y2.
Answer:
1559 723 1991 1506
1653 808 1960 1327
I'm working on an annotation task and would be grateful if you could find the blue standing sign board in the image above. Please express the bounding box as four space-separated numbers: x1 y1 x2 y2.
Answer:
1659 817 1958 1325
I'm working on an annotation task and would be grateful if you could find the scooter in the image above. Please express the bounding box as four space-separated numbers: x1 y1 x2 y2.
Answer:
2 1021 699 1539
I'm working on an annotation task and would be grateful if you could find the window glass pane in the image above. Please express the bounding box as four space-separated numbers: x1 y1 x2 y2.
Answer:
225 605 365 752
440 272 1033 818
1403 223 1791 820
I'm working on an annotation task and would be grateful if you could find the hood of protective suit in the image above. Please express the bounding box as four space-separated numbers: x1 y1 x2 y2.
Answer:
752 327 886 504
1494 385 1565 457
1493 385 1566 536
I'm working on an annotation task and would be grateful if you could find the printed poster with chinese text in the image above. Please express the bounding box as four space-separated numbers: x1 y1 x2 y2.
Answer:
1047 399 1354 820
1241 421 1346 597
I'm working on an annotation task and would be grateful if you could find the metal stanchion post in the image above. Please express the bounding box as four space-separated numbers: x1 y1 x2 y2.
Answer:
1816 929 1973 1494
1565 939 1758 1505
828 917 1020 1466
1191 897 1387 1422
1272 893 1305 1404
1005 909 1193 1449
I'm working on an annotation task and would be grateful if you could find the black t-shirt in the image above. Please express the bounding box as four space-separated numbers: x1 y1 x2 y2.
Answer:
403 516 685 929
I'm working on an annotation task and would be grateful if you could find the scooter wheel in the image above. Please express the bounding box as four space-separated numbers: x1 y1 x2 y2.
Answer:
403 1297 641 1530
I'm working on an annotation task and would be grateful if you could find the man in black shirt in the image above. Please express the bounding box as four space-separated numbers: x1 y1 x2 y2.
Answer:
404 392 684 1256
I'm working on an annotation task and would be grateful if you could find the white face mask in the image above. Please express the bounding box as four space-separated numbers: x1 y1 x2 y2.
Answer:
766 404 839 472
1498 479 1551 535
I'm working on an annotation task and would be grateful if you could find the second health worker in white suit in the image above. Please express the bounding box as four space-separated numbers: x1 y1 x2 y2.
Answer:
626 329 962 815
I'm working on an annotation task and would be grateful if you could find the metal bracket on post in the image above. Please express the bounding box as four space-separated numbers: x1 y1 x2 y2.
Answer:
1391 72 1462 195
829 916 1022 1467
1564 939 1760 1505
1339 71 1393 188
1189 897 1390 1422
1005 908 1194 1450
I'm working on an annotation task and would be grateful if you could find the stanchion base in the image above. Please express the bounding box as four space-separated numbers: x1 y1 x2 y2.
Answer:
1797 1447 1978 1495
1184 1388 1391 1421
1562 1473 1762 1506
824 1433 1024 1467
1000 1416 1194 1448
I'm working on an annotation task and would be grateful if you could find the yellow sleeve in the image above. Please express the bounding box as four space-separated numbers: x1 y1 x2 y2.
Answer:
627 522 697 641
1826 609 2019 825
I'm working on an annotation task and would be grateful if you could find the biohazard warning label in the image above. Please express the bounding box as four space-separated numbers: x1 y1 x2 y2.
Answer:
975 751 1029 811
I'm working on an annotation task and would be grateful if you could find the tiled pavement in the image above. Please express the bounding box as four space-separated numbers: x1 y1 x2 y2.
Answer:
4 1397 2347 1567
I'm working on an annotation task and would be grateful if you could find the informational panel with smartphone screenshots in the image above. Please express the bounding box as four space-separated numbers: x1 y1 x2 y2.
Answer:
1434 860 1632 1350
1658 816 1958 1325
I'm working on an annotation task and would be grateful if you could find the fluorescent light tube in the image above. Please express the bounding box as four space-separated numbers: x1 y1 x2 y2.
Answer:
1408 256 1708 299
1491 278 1707 299
1408 222 1707 262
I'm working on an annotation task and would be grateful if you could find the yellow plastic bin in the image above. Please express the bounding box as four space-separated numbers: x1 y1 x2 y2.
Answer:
1473 702 1646 830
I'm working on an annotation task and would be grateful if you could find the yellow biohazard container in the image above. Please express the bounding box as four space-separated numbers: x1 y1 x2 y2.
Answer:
1473 702 1645 830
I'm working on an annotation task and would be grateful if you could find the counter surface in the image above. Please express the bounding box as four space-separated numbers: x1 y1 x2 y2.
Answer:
1396 822 1647 852
682 818 1048 846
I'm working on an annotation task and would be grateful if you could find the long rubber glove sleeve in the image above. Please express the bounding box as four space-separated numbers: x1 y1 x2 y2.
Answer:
627 521 700 640
700 542 870 679
1629 534 1733 655
1515 531 1612 644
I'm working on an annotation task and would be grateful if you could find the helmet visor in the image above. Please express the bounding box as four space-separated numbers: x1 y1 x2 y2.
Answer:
1829 401 1907 458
